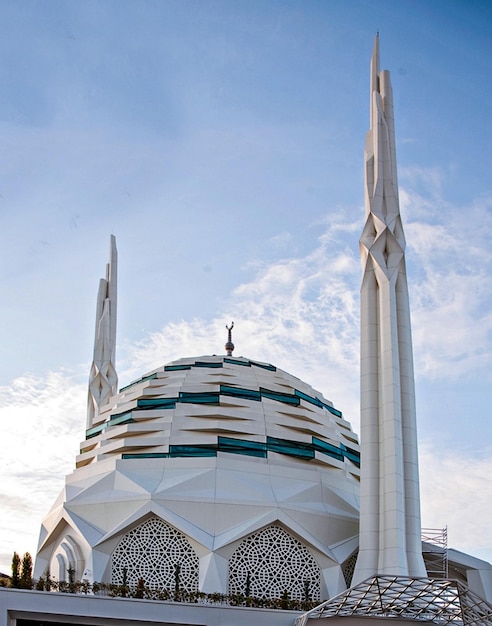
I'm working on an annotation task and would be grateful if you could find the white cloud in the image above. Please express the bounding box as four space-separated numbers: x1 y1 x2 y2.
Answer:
400 173 492 381
419 441 492 564
0 371 85 573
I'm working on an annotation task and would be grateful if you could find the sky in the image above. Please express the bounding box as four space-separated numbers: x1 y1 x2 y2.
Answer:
0 0 491 576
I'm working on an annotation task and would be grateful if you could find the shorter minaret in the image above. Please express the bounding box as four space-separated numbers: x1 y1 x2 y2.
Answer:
353 36 426 583
87 235 118 428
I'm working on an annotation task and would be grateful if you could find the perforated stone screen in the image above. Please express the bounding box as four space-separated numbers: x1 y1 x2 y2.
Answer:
228 525 320 600
112 517 199 592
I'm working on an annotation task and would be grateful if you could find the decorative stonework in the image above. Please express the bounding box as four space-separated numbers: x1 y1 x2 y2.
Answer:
228 525 320 601
111 517 199 592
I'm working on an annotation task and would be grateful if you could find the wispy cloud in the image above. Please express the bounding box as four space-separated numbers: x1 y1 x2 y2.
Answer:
401 170 492 381
0 371 85 571
419 442 492 563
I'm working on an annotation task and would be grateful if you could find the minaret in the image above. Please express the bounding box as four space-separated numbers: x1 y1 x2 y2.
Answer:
86 235 118 429
353 36 426 582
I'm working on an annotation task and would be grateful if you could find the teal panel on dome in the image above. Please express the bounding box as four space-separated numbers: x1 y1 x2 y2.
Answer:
164 364 192 371
267 437 315 459
250 360 276 371
295 389 342 417
108 411 134 427
224 358 251 367
85 423 105 439
218 436 267 458
85 411 134 440
137 398 177 409
340 443 360 466
295 389 323 408
178 392 220 404
220 385 261 401
260 388 300 406
119 372 158 392
194 361 223 368
312 437 344 461
169 445 217 457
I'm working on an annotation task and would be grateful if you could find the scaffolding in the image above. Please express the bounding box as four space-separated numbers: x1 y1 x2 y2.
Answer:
422 527 448 579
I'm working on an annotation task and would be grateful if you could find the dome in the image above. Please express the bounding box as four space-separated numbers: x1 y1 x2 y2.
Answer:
35 355 361 600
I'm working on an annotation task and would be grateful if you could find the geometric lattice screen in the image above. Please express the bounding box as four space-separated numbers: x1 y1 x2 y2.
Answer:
111 517 199 592
228 525 321 600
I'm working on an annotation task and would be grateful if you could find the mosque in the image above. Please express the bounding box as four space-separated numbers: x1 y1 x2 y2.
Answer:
0 37 491 626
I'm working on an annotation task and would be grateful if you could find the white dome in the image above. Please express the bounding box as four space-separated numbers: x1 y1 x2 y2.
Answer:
35 355 361 600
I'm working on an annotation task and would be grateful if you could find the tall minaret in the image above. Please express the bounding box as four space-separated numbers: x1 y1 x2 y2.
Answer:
86 235 118 429
353 36 426 583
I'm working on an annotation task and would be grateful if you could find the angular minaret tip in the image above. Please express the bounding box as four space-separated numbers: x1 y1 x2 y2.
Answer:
370 33 380 98
87 235 119 429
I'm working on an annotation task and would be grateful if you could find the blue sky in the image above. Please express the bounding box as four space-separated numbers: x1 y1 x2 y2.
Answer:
0 0 491 575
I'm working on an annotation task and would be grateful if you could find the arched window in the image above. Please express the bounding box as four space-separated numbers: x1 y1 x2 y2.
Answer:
112 517 199 592
228 525 320 600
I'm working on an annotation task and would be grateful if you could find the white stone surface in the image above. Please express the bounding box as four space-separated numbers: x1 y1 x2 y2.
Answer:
354 35 427 583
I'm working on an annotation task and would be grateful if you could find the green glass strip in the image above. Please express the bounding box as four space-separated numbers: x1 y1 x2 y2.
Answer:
107 411 134 426
85 423 105 439
218 436 267 458
220 385 261 401
267 436 315 459
295 389 322 408
340 443 360 466
86 411 134 440
194 361 223 368
119 372 157 393
164 364 192 371
312 436 344 461
295 389 342 417
224 358 251 367
137 398 177 409
169 445 217 458
119 436 356 464
250 360 276 371
261 388 300 406
178 392 220 404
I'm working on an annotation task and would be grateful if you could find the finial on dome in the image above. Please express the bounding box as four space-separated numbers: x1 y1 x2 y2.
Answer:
225 322 235 356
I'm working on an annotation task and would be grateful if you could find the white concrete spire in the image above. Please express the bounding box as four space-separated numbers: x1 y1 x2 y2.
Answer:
353 36 427 583
86 235 118 429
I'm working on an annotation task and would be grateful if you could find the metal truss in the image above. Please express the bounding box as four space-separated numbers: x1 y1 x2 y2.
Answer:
294 576 492 626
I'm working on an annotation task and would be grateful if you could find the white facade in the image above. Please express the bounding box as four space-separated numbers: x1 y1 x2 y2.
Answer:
35 355 361 601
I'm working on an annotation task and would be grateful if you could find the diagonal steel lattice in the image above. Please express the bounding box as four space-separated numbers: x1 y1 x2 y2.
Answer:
294 576 492 626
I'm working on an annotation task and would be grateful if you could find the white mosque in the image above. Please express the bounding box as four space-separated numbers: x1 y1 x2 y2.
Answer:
0 37 491 626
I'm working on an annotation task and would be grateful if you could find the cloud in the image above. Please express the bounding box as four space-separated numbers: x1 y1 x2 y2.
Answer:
0 371 85 571
419 441 492 564
400 172 492 381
